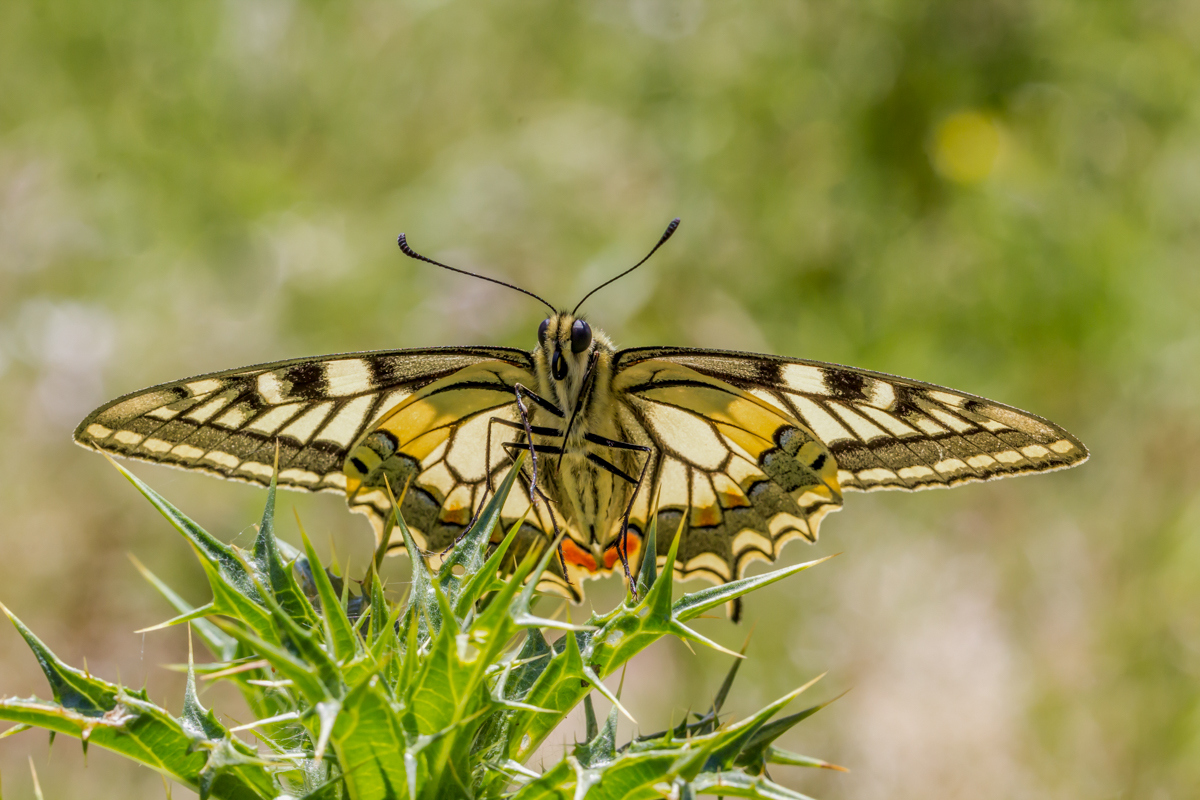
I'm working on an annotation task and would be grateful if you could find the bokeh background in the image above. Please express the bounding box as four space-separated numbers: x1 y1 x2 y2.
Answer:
2 0 1198 796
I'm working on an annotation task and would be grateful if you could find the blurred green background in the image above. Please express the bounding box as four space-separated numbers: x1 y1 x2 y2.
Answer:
2 0 1198 796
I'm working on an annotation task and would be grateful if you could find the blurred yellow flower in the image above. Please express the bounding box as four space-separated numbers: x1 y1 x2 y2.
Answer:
932 110 1002 184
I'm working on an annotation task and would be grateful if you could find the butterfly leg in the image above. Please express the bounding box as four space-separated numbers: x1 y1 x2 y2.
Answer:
484 417 563 497
497 437 579 592
511 383 565 506
583 433 654 594
458 384 565 563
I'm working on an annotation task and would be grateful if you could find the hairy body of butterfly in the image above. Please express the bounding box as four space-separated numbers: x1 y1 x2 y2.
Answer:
73 222 1089 600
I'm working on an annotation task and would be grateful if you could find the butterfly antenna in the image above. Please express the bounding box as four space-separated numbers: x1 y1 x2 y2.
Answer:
398 234 557 314
573 218 680 314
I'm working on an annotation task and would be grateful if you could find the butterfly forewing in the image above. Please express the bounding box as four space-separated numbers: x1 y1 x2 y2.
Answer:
614 347 1088 493
73 347 535 494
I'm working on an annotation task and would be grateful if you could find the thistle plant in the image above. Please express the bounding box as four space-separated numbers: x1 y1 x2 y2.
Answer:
0 456 841 798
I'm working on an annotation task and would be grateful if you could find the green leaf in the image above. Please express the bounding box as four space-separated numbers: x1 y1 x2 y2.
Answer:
129 555 236 662
672 556 833 623
689 770 818 799
330 674 412 800
187 544 278 645
736 686 842 775
454 463 528 618
2 603 116 715
297 516 361 663
0 606 277 799
437 453 525 605
510 629 588 761
211 618 328 704
393 503 440 643
634 510 659 597
182 635 225 743
407 585 483 738
641 513 687 622
0 695 279 800
573 701 618 769
764 746 848 772
506 760 575 800
574 752 680 800
251 474 319 628
110 459 267 611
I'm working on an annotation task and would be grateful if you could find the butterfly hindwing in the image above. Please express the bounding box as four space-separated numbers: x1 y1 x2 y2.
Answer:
340 358 568 593
615 347 1088 493
612 358 844 583
73 347 534 494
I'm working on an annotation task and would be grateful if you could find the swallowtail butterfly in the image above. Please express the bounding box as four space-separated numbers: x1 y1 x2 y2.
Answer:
75 220 1088 599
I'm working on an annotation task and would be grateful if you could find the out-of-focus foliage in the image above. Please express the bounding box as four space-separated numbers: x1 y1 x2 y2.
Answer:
0 0 1196 798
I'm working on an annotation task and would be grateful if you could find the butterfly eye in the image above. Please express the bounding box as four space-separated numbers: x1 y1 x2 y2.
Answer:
538 318 550 343
551 350 569 381
570 320 592 353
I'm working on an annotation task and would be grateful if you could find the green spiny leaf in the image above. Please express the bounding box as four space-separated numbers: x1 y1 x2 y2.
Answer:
251 474 319 628
736 686 841 774
583 694 598 742
407 585 472 736
297 515 360 662
511 629 589 761
1 603 115 715
437 453 525 602
506 759 575 800
634 510 659 597
688 770 818 799
689 678 823 775
672 556 833 623
182 632 225 743
0 693 278 800
211 618 327 703
188 540 278 646
110 458 265 607
455 503 528 619
394 502 440 642
642 513 688 622
129 555 236 662
573 700 618 769
764 746 847 772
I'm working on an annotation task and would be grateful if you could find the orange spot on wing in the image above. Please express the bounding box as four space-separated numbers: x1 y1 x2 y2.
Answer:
602 531 642 571
440 505 472 526
561 538 598 573
691 505 722 528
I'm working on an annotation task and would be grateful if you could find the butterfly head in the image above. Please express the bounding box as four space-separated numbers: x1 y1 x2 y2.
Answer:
537 312 599 375
534 313 611 401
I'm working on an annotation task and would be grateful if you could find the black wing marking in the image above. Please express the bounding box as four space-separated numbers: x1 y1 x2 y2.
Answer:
74 347 534 494
615 347 1087 492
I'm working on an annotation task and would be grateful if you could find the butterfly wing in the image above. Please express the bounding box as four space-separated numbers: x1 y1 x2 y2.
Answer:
76 345 565 591
616 347 1088 493
340 358 562 588
73 346 535 494
611 358 844 584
